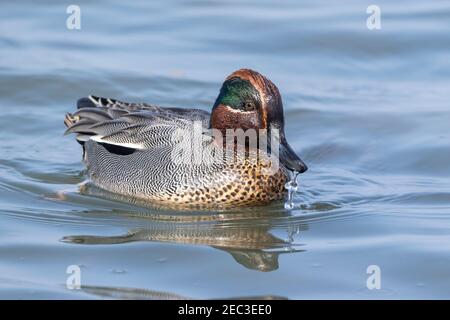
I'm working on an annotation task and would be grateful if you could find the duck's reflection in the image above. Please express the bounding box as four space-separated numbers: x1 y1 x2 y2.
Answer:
63 219 306 272
62 184 308 272
80 285 287 300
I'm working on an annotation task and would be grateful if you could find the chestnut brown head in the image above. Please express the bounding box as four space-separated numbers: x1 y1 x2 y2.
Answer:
210 69 308 173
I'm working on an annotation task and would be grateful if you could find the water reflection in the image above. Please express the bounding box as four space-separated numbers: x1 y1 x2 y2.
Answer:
62 206 307 272
80 285 287 300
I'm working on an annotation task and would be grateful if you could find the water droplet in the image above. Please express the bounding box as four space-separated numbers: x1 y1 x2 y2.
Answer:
284 172 300 210
284 202 295 210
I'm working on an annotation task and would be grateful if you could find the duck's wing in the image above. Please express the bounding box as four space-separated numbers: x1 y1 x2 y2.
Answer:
64 95 210 152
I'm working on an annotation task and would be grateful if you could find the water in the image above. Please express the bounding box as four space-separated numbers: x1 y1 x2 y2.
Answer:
284 173 299 210
1 0 450 299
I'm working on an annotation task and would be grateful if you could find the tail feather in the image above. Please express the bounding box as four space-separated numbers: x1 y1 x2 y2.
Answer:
77 97 97 109
64 112 78 127
64 118 97 135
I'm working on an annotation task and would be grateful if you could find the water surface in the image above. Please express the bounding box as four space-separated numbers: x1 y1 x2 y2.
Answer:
1 0 450 299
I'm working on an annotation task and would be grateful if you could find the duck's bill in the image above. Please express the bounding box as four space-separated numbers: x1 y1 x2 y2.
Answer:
280 142 308 173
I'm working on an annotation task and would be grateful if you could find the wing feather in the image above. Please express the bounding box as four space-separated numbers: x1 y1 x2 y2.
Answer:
65 95 210 152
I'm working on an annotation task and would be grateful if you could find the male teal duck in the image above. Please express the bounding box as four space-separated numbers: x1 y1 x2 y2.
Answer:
64 69 307 209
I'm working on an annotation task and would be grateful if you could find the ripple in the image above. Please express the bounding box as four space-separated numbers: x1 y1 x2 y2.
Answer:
1 0 450 299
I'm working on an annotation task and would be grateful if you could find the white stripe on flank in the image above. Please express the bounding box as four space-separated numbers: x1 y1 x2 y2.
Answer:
90 135 144 150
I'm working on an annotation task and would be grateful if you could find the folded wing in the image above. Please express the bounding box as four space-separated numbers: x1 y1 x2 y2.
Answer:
64 95 210 152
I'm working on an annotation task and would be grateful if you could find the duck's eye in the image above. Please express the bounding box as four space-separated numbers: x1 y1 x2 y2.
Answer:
243 101 256 111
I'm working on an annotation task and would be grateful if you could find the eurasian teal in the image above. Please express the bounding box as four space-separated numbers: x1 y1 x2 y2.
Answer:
64 69 307 208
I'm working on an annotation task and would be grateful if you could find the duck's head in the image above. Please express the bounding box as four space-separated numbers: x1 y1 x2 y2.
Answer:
210 69 308 173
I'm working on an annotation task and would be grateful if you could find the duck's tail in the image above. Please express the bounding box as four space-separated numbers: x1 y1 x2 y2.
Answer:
64 96 116 144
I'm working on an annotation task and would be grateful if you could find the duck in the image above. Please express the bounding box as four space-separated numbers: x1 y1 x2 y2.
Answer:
64 69 307 209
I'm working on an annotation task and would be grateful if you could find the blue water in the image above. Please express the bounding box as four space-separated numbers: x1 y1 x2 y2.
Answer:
1 0 450 299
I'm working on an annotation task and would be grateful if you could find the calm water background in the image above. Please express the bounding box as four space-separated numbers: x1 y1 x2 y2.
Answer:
1 0 450 299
